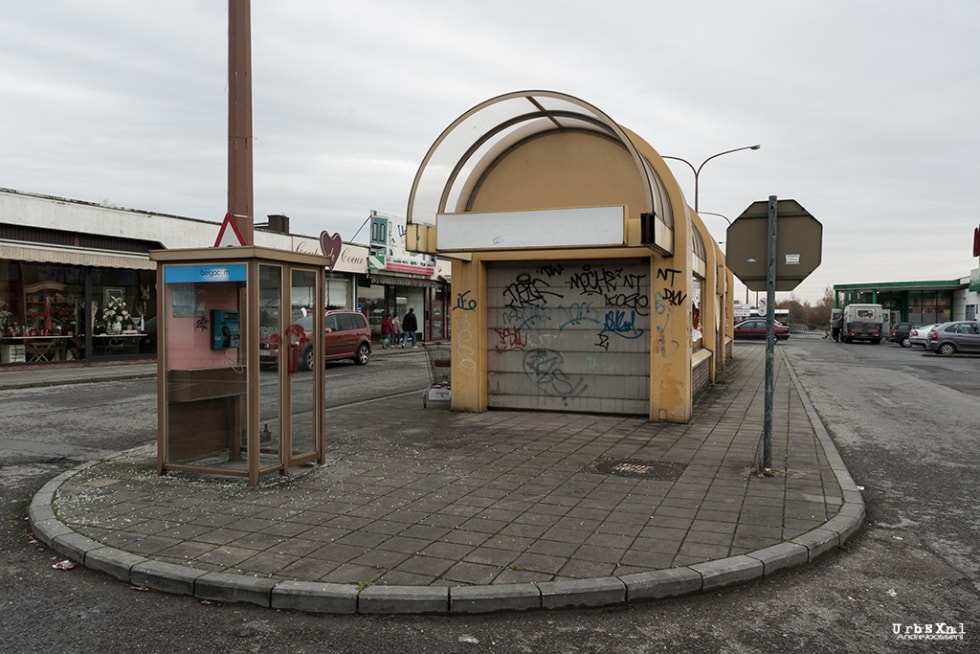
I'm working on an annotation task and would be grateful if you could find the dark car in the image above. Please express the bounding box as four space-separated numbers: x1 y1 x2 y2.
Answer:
890 322 917 348
734 319 790 341
926 320 980 356
260 309 372 370
139 316 157 354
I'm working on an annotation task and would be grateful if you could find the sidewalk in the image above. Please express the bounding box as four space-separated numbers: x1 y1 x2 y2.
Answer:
26 344 864 614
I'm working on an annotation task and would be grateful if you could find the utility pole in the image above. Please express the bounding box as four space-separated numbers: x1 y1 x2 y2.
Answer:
228 0 254 245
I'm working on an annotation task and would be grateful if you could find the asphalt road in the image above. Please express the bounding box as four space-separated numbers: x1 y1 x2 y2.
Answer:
1 339 976 653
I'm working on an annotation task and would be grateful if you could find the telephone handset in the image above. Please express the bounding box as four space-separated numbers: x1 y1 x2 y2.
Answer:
211 310 240 349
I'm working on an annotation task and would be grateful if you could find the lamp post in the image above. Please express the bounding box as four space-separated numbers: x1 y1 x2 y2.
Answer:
662 144 760 212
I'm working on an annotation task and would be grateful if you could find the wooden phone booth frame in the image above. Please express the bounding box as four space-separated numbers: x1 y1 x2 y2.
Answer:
150 246 329 486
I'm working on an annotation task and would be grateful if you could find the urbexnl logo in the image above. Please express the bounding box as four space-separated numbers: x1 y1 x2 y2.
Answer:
893 622 965 641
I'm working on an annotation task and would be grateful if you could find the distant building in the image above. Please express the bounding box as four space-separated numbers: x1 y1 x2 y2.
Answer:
833 278 979 327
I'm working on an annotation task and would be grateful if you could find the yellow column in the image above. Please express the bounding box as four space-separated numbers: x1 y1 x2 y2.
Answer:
449 257 488 411
649 214 694 423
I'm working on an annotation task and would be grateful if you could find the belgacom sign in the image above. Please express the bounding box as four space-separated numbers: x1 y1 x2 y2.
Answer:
726 199 822 292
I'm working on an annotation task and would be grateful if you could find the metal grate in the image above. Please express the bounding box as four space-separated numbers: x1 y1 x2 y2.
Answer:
591 458 685 480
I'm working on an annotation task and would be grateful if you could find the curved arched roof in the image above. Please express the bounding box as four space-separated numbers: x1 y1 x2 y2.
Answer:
406 90 673 230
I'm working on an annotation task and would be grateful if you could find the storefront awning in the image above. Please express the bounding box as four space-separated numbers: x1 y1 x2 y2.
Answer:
367 272 444 289
0 241 155 270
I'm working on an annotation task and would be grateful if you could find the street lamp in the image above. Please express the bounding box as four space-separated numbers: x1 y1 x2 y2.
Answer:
662 145 760 211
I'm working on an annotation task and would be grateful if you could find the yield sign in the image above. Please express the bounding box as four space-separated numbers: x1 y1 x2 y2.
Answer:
213 212 247 248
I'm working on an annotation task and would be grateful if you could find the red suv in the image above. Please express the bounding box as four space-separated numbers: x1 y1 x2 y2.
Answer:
260 310 372 371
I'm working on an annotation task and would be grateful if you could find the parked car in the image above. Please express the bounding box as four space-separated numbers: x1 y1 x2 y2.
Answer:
734 319 790 341
889 322 917 348
908 323 942 348
926 320 980 356
260 309 372 370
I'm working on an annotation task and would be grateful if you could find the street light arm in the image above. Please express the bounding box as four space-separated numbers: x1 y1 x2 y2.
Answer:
694 144 761 176
660 155 697 179
662 144 760 212
699 211 732 225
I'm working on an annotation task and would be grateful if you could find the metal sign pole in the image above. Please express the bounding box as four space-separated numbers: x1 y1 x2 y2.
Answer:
763 195 777 472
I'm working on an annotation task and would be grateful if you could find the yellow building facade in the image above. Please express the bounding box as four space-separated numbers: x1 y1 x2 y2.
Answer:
405 91 734 423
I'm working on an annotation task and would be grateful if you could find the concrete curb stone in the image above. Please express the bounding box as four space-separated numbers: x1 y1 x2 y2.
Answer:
358 585 449 614
690 555 764 591
271 580 358 614
449 583 541 614
195 571 277 607
790 528 843 562
538 577 626 609
131 560 203 596
51 531 104 564
31 518 73 548
620 567 703 601
85 546 149 582
746 542 810 576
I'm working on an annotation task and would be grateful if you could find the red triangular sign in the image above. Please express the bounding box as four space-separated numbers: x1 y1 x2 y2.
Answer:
213 213 247 247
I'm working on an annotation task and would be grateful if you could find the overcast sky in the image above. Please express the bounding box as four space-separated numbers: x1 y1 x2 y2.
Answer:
2 1 978 304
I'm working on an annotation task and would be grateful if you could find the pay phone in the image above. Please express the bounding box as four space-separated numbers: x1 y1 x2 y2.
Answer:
211 310 240 349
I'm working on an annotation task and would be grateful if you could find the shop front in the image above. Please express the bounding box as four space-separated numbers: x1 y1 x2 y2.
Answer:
357 271 450 345
1 240 158 365
357 211 451 345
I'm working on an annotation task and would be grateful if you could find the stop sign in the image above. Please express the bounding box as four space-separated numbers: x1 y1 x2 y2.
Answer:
725 199 822 292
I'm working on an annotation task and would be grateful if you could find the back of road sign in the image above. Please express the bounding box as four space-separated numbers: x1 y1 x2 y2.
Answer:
726 199 822 292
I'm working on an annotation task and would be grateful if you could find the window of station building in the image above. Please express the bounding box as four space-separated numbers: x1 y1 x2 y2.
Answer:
691 275 704 348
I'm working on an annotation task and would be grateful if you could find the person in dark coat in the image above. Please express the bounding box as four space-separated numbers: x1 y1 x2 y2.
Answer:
401 307 418 349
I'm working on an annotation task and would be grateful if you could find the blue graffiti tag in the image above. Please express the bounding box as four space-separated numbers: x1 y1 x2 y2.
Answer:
599 310 644 339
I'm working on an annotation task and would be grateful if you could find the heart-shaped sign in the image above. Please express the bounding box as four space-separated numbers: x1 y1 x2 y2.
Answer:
319 231 342 270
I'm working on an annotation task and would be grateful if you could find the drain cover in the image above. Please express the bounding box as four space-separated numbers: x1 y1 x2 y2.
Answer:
592 458 685 480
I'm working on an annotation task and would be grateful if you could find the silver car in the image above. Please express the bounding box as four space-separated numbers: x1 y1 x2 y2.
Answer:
926 321 980 356
908 323 941 348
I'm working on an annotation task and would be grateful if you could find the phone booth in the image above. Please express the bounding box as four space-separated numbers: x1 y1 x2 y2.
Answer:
150 246 329 486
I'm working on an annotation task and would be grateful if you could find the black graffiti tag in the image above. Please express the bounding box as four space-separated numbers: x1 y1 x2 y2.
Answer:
522 348 587 398
537 263 564 277
656 267 682 285
661 288 687 306
567 265 625 296
454 289 477 311
502 273 563 308
656 267 686 305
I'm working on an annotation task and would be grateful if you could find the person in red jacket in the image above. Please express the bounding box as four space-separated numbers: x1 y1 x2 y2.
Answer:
380 313 395 349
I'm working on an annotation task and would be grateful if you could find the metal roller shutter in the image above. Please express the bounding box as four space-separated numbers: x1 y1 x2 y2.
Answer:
487 259 650 414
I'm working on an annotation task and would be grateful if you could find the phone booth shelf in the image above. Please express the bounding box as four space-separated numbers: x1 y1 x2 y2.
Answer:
150 245 329 486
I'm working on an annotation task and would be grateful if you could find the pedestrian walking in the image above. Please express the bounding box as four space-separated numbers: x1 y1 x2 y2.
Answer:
380 313 395 349
401 307 418 349
391 313 401 345
831 316 842 342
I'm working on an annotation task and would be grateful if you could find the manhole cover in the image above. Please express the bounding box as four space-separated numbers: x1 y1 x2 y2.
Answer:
591 458 685 480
